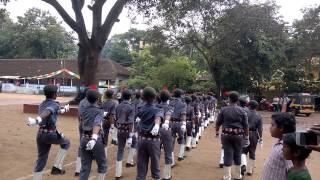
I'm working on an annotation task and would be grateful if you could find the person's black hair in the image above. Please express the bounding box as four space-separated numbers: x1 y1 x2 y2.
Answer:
143 87 156 102
249 100 259 110
191 94 197 102
86 89 101 103
185 96 192 104
135 91 141 99
105 89 114 98
271 113 296 133
44 85 58 99
121 89 132 100
160 90 170 102
283 133 312 161
229 91 239 103
239 97 247 107
173 89 183 98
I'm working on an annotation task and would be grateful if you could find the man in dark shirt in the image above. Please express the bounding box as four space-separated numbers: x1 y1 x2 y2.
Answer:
169 89 187 162
126 91 144 167
242 100 263 176
190 94 200 148
78 90 107 180
136 87 163 180
26 85 70 179
185 96 195 151
215 91 249 180
156 90 174 179
102 90 117 153
114 90 135 179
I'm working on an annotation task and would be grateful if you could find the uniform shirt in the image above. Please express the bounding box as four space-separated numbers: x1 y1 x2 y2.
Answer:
156 102 173 119
247 110 262 132
115 100 134 124
132 98 143 115
261 140 293 180
137 102 163 135
38 99 60 128
186 104 195 121
102 99 116 117
79 100 104 132
216 105 248 129
190 101 200 116
169 98 187 119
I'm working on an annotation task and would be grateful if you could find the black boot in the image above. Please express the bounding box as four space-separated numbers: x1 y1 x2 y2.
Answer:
51 167 65 175
125 162 135 168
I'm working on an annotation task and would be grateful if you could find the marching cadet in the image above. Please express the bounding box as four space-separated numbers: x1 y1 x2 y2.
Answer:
156 90 174 180
136 87 163 180
102 89 117 155
170 89 187 162
203 95 210 128
126 91 143 168
242 100 263 176
190 94 200 148
75 89 89 177
239 97 250 174
115 90 136 179
198 95 205 139
78 89 107 180
185 96 195 151
26 85 70 180
215 91 249 180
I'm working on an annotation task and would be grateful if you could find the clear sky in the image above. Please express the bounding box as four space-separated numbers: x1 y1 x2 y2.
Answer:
1 0 319 37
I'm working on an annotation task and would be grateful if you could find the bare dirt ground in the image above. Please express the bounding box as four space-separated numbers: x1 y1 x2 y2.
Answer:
0 93 319 180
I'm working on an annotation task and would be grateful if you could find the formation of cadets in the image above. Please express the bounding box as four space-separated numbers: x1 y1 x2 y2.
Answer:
26 85 265 180
26 85 218 180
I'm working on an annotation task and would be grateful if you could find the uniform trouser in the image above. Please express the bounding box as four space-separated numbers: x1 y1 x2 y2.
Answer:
79 137 107 180
102 123 110 146
193 123 199 138
136 138 161 180
171 122 185 150
221 134 243 166
242 131 259 160
117 130 137 161
186 121 193 136
160 128 173 164
34 131 70 172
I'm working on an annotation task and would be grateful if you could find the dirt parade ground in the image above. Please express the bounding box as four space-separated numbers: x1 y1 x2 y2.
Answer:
0 93 319 180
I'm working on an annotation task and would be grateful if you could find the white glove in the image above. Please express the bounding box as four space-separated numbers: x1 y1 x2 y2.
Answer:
59 104 70 114
201 122 204 126
162 120 170 130
181 121 186 132
103 111 108 117
26 116 42 126
64 104 70 112
127 137 133 146
151 124 160 136
135 117 141 123
86 134 98 150
259 139 263 148
243 136 250 147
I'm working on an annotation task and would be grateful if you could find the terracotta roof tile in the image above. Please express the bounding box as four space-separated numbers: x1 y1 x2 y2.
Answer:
0 59 129 80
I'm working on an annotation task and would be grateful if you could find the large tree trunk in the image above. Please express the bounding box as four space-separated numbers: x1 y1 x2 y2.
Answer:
78 46 100 87
70 46 101 104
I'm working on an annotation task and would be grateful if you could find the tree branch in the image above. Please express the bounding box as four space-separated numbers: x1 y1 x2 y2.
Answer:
98 0 129 48
42 0 79 33
71 0 89 44
91 0 107 39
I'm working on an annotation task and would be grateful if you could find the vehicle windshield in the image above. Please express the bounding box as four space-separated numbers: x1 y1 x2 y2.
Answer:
300 96 313 105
